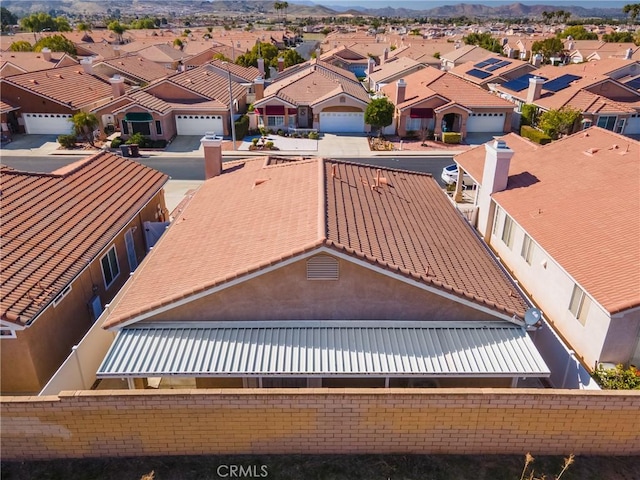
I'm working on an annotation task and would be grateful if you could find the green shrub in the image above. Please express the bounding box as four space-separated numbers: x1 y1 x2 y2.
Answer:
265 141 274 149
110 137 123 148
308 131 319 140
442 132 461 144
234 115 249 141
57 134 77 149
520 125 552 145
125 132 150 147
521 103 537 127
592 364 640 390
252 138 259 146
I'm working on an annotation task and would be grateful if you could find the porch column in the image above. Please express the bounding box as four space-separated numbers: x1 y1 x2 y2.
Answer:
434 114 443 138
460 113 468 140
454 167 465 202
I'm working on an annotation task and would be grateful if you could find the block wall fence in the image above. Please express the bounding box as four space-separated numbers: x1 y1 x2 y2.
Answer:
2 388 639 460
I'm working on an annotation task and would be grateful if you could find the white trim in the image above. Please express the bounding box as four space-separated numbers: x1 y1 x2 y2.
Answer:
0 319 25 331
0 329 18 339
52 284 72 307
100 245 121 290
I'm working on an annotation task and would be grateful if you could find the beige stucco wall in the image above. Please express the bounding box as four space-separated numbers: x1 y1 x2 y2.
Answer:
144 255 498 323
586 81 639 102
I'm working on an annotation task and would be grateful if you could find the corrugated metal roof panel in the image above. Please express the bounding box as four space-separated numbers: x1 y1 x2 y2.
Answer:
97 322 549 378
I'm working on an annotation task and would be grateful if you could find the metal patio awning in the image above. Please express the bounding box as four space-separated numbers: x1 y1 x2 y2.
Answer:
124 112 153 122
97 321 550 378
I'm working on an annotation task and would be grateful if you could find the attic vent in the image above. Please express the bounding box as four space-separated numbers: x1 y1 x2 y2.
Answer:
306 254 339 281
584 147 600 156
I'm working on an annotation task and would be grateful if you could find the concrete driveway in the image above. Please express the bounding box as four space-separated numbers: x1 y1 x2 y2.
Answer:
0 134 60 157
164 136 203 154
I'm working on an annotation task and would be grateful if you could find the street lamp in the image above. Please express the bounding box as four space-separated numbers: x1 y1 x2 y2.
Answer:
222 61 236 150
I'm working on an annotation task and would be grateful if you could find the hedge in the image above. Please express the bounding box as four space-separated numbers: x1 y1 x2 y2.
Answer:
520 125 552 145
234 115 249 141
57 134 77 149
442 132 461 144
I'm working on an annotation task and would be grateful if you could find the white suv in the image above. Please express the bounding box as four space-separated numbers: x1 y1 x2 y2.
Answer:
441 164 474 186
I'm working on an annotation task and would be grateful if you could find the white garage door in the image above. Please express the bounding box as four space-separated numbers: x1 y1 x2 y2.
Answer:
625 113 640 135
319 112 365 133
23 113 73 135
466 112 505 133
175 114 224 136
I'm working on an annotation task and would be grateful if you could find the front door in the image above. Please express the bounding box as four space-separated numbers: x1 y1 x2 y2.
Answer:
297 106 311 128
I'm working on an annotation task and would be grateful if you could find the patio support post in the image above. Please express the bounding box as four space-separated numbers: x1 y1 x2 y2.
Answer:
454 167 464 202
222 62 236 150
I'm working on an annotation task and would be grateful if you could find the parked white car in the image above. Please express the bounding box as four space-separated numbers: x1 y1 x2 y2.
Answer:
441 164 474 186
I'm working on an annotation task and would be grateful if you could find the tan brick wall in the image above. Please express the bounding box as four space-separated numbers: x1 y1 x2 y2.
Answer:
1 389 639 460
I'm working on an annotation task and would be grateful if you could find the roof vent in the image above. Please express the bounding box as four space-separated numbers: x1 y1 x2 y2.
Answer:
253 178 269 188
307 254 339 281
494 139 508 149
584 147 600 156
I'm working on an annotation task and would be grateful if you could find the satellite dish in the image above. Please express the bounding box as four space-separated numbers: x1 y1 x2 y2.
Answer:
524 307 542 326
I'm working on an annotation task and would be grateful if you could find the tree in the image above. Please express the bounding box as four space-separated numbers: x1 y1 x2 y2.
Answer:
1 7 17 32
281 48 305 68
557 25 598 40
108 20 127 44
236 41 279 77
76 22 92 32
623 3 640 24
34 34 77 55
538 106 581 139
462 32 503 54
70 112 99 147
9 40 33 52
602 31 634 43
129 17 156 30
531 37 565 64
364 97 394 137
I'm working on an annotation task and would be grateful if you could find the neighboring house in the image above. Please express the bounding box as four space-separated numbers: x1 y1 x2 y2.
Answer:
502 36 538 61
92 54 173 86
380 67 514 139
440 44 496 71
452 129 640 371
0 153 169 394
95 141 549 390
319 45 372 77
1 99 20 141
0 61 118 135
204 60 261 104
494 59 640 136
565 40 637 63
448 55 536 90
367 56 426 92
0 50 78 77
253 59 370 133
585 44 638 62
93 62 250 139
386 41 449 69
124 43 188 70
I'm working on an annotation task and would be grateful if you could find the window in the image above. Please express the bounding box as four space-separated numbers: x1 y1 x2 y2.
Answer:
267 116 284 127
132 122 151 135
501 214 515 248
492 204 502 235
521 234 534 265
307 254 339 280
596 115 617 131
569 284 591 324
288 115 296 128
155 120 162 135
100 246 120 289
121 120 129 135
614 118 626 134
582 120 592 130
0 329 17 339
406 117 421 131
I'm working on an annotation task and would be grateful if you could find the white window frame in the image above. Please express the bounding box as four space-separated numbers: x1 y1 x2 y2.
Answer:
0 329 17 339
492 204 502 236
569 284 591 325
596 115 617 131
501 214 515 249
267 116 285 127
100 245 120 290
521 234 534 265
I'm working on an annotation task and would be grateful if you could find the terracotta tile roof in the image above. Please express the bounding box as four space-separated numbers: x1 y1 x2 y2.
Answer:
320 45 368 62
368 57 424 83
0 153 168 326
275 59 360 84
103 157 528 328
132 44 187 63
96 55 172 83
380 67 513 110
455 128 640 313
0 51 78 75
166 65 247 107
75 42 122 60
441 45 494 63
537 88 637 114
387 42 451 66
113 90 173 115
207 60 261 83
0 99 19 114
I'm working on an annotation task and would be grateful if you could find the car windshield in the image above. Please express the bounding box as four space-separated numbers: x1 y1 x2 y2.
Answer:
444 165 457 172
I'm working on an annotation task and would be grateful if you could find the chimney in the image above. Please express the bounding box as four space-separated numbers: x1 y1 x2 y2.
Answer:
315 47 321 59
80 57 94 74
367 57 376 75
113 45 120 58
257 57 265 76
41 47 52 62
625 47 633 60
526 76 545 103
477 139 514 239
254 76 264 101
532 53 542 68
200 133 223 179
110 75 126 98
395 78 406 106
277 57 284 72
382 47 389 64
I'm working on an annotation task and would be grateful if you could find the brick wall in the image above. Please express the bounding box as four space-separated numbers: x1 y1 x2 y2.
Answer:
1 389 639 460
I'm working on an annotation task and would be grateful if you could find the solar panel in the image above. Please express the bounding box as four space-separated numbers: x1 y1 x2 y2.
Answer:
474 61 491 68
495 60 512 68
466 69 492 80
542 74 582 93
624 77 640 90
485 58 502 65
501 74 547 92
485 64 504 72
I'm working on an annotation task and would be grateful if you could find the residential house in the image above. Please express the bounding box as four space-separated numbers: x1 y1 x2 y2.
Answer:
380 67 514 139
494 59 640 136
367 56 426 92
91 54 173 87
452 129 640 371
0 50 78 77
0 61 119 135
1 99 20 141
319 45 372 78
95 140 549 390
448 55 536 90
0 153 168 394
585 44 638 62
253 59 370 133
440 44 496 71
386 41 450 69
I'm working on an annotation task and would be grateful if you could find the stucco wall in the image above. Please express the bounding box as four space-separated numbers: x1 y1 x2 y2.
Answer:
1 389 638 460
586 81 639 102
144 255 498 323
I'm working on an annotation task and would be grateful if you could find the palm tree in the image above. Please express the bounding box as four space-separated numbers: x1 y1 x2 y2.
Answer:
71 112 98 147
623 3 640 24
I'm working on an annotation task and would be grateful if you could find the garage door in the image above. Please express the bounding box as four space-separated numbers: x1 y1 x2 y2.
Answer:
319 112 365 133
625 114 640 135
23 113 73 135
466 112 505 133
175 115 224 136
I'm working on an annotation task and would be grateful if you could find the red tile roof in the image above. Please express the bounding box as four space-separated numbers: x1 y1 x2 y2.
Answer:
455 128 640 313
103 157 528 328
0 153 168 326
96 55 172 83
167 64 247 107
